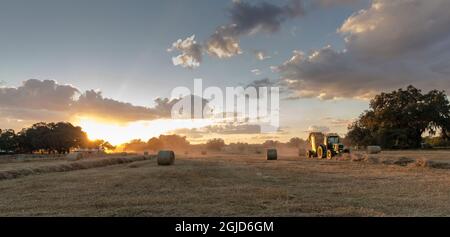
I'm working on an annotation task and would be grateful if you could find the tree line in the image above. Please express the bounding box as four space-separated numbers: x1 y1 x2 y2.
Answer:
121 134 190 152
204 137 307 151
0 122 114 154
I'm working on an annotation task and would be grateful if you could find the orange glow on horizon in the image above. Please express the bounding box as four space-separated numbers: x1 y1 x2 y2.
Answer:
75 117 215 146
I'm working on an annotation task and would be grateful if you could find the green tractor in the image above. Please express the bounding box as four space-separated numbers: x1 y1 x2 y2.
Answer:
306 132 349 159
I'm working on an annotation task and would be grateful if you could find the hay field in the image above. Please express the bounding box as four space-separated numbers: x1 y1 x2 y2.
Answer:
0 150 450 216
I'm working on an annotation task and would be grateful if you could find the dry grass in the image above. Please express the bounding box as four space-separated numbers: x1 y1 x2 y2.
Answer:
0 151 449 216
0 155 149 181
349 150 450 169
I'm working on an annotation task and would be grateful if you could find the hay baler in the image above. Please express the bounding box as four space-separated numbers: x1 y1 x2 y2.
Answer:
306 132 349 159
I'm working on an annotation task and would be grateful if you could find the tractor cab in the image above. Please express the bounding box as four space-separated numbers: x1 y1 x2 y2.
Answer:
326 135 340 146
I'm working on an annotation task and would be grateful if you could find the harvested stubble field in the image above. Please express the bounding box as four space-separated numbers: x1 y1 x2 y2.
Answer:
0 150 450 217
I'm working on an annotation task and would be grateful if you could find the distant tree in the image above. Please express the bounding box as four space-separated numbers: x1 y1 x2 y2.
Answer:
346 120 375 147
234 142 249 152
84 139 115 151
158 134 190 150
4 122 89 154
51 122 87 153
0 129 18 153
23 122 52 153
122 139 148 152
206 138 225 151
263 140 279 148
347 86 450 148
101 141 116 151
287 137 305 148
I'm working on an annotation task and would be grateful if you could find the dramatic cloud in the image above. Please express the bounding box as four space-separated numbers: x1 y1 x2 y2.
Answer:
340 0 450 58
170 0 305 67
168 35 202 69
276 0 450 99
276 46 388 99
72 90 162 122
0 79 79 111
0 79 179 129
206 0 304 58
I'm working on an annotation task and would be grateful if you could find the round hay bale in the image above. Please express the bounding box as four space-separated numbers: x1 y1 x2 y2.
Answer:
157 150 175 166
267 149 277 160
367 146 382 154
66 152 83 161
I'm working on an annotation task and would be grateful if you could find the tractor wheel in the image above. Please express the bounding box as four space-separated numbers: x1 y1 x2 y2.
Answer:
317 145 326 159
326 150 333 160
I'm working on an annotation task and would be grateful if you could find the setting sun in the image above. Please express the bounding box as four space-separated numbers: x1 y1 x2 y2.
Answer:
76 117 215 145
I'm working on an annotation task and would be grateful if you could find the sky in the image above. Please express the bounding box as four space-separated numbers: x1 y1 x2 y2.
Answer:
1 0 450 145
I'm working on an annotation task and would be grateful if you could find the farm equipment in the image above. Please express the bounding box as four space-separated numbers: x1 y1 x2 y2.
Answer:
306 132 349 159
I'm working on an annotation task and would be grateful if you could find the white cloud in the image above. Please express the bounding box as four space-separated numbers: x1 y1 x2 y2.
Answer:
255 50 271 60
251 69 261 76
168 35 202 69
